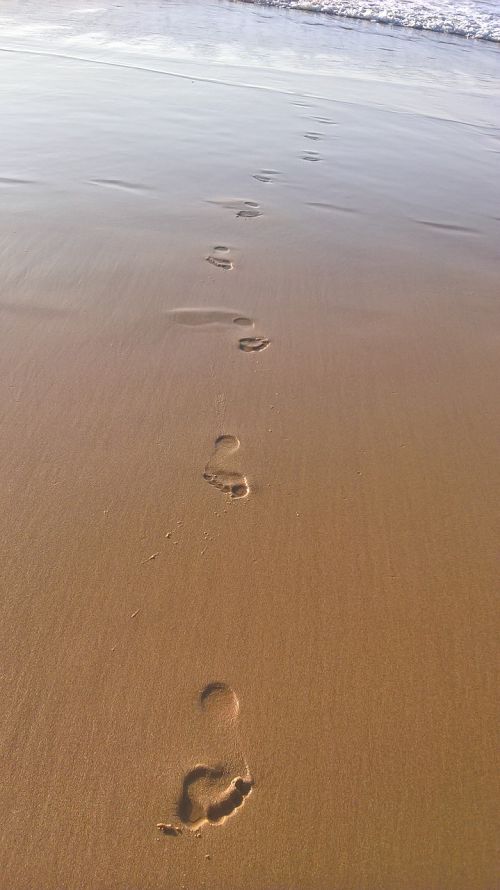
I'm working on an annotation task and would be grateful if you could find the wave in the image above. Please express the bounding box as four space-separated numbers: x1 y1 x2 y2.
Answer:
234 0 500 43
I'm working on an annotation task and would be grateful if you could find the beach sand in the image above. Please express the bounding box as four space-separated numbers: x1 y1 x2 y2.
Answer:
0 3 499 888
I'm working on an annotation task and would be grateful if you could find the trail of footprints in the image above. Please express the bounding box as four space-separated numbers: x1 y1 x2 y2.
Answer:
160 104 338 838
170 182 274 502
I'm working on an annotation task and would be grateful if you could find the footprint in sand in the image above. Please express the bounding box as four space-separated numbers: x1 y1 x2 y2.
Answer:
168 308 270 354
236 202 262 219
206 245 234 271
208 198 262 219
301 150 322 162
168 308 270 359
167 683 253 832
252 169 281 183
239 336 270 353
203 435 249 499
168 308 253 328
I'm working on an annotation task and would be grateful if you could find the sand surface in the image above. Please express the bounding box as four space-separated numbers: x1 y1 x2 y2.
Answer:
0 2 499 888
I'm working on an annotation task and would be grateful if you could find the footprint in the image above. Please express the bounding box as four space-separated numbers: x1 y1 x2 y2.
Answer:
239 337 270 353
203 435 249 499
208 198 262 218
252 169 281 183
167 308 268 356
206 245 234 271
236 204 262 219
167 683 253 832
303 132 322 141
168 308 253 328
301 151 321 162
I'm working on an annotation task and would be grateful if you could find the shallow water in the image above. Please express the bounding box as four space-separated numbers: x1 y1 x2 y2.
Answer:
1 0 499 109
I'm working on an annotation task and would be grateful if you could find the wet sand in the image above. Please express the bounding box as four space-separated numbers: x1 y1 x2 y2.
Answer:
0 3 499 888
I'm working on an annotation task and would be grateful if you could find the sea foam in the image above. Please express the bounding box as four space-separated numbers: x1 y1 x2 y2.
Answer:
234 0 500 43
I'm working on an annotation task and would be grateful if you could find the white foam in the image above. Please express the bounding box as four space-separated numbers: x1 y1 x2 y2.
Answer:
235 0 500 42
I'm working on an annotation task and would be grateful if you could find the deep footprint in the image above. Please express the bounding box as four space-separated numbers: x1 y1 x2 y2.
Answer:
177 765 225 826
206 776 253 824
203 435 249 499
239 337 270 353
172 683 253 831
177 767 253 828
206 245 234 270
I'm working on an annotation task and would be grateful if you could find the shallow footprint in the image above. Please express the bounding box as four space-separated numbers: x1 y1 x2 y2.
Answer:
236 203 262 219
203 435 249 499
252 169 281 183
301 151 322 162
206 245 234 271
239 336 270 353
208 198 262 218
313 116 338 125
168 308 253 328
200 682 240 722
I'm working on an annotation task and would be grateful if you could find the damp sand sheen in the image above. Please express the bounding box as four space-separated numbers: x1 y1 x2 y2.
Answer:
0 1 499 889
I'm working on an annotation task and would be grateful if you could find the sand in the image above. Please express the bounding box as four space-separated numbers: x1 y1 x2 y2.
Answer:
0 2 499 888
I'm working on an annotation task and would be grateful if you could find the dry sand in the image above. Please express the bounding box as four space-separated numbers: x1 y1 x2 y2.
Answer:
0 4 499 889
